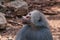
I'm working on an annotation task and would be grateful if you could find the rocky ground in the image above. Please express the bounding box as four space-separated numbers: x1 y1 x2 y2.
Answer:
0 0 60 40
0 15 60 40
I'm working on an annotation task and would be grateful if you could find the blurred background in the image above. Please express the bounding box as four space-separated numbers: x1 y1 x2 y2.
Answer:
0 0 60 40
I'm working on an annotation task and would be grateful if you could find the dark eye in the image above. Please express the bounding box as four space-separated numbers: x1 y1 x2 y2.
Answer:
29 13 31 15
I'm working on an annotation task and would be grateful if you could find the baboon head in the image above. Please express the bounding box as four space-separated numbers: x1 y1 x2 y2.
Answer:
22 10 49 28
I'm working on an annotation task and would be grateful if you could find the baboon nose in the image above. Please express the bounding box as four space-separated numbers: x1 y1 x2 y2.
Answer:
26 16 31 19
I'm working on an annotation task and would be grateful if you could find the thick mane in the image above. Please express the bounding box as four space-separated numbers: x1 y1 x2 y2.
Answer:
29 10 49 28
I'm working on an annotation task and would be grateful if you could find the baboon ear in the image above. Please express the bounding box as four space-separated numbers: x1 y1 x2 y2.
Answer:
38 19 41 22
38 17 42 22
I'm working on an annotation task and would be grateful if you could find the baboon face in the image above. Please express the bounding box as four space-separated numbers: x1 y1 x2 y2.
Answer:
23 10 42 25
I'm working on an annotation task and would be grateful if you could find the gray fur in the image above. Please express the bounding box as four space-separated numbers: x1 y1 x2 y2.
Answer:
15 10 53 40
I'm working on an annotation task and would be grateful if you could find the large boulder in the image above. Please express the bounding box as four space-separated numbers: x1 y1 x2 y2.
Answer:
5 0 28 16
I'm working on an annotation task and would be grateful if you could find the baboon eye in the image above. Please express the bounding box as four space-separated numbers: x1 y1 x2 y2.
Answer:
29 13 31 15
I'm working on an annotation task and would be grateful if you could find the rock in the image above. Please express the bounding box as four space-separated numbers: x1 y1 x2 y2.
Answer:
0 12 7 29
0 0 15 3
5 0 28 16
0 0 5 2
